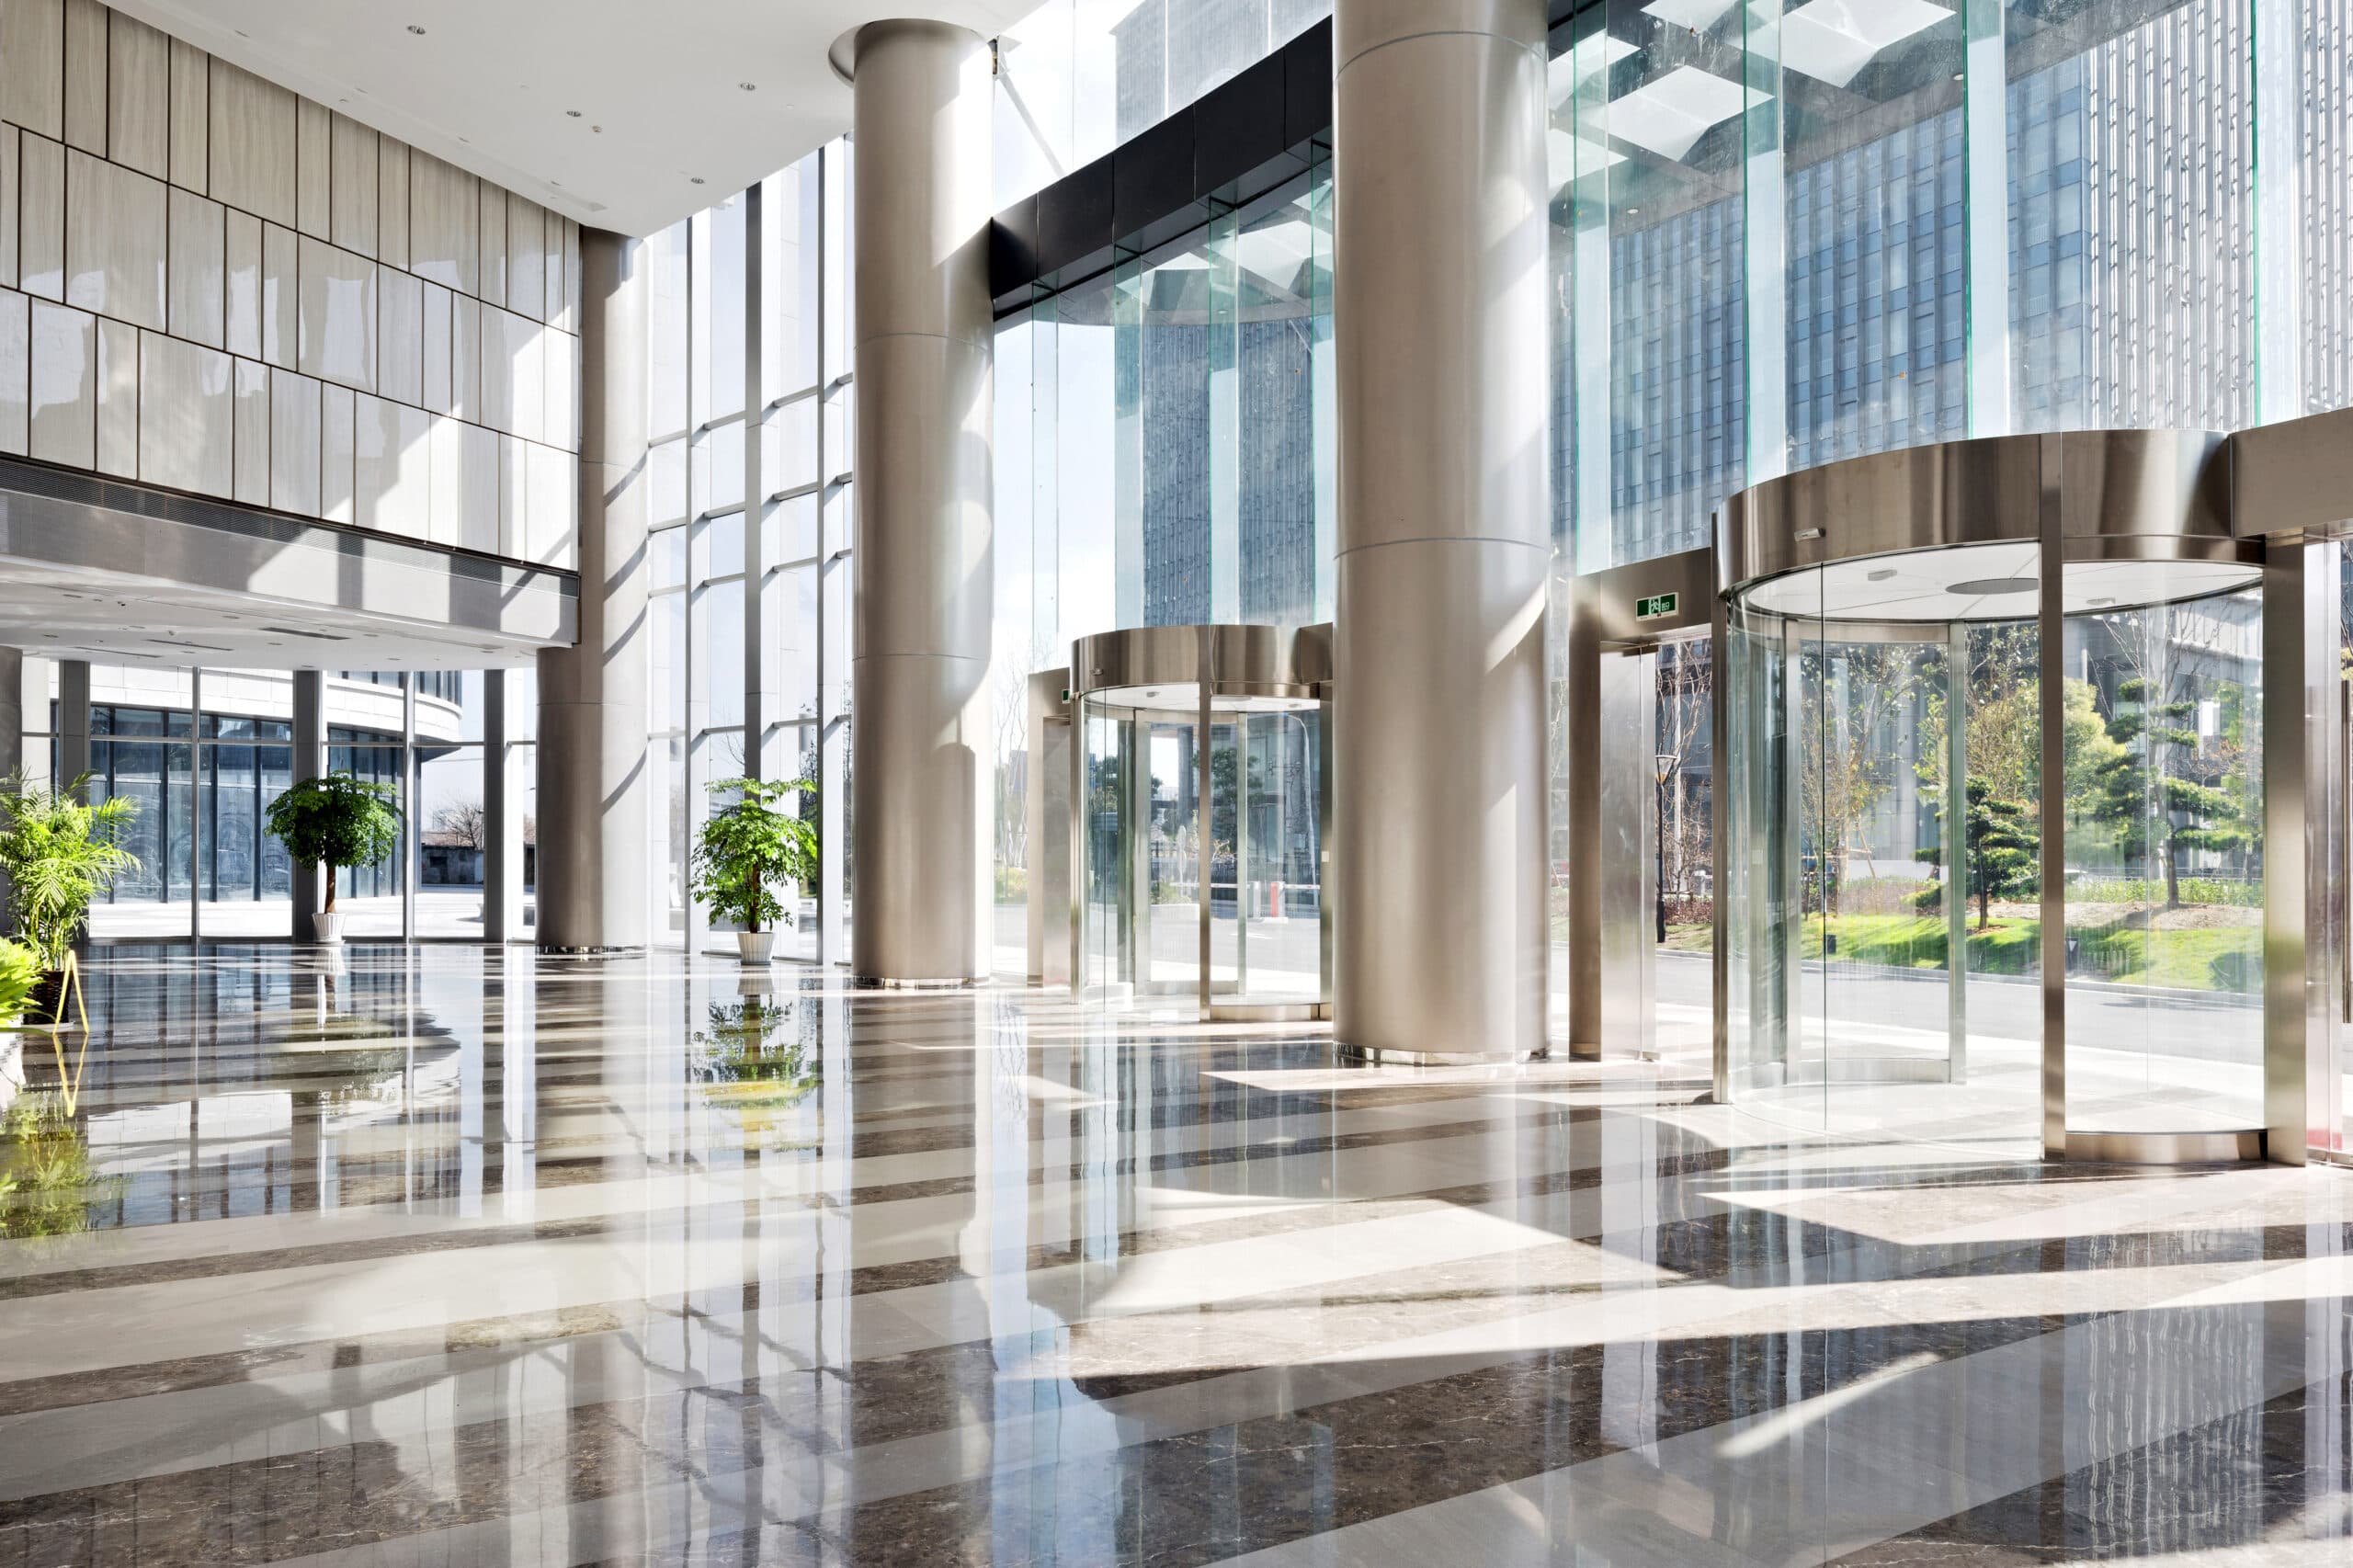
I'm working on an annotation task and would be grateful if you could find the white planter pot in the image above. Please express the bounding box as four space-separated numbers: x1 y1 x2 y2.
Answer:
313 911 345 944
737 930 776 964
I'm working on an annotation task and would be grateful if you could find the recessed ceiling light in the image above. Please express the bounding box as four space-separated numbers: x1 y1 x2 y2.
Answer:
566 108 583 118
407 23 426 34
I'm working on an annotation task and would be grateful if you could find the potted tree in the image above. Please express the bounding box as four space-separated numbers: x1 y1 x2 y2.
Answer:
0 773 140 1013
691 778 818 963
265 771 403 943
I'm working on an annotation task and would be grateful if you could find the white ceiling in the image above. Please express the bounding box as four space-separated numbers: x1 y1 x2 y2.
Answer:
111 0 1033 238
0 558 551 672
1740 541 2262 622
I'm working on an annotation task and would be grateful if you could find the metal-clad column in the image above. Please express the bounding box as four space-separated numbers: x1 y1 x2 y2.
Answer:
400 674 417 942
2264 540 2330 1165
57 660 91 797
536 229 651 950
1333 0 1552 1060
844 20 993 983
0 650 21 784
483 669 524 944
744 178 771 788
2036 437 2066 1158
290 668 322 937
188 669 201 942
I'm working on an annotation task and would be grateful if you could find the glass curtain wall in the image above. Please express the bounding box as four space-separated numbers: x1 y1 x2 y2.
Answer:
1540 0 2345 1074
72 667 525 942
992 169 1334 976
646 148 845 960
1550 0 2300 576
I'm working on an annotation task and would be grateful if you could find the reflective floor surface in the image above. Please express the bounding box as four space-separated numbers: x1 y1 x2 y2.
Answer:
3 945 2353 1565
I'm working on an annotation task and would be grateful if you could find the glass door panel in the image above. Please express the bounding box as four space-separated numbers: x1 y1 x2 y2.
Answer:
1206 719 1239 996
1234 706 1322 1008
2061 561 2265 1134
1143 716 1200 996
1079 699 1129 1002
1815 635 1953 1111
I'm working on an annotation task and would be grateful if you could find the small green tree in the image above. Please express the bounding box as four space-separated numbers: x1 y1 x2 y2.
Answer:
2088 677 2250 908
691 778 819 932
264 772 403 915
1917 776 2040 929
0 773 141 970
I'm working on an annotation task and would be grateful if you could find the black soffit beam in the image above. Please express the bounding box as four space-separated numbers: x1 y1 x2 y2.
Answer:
989 0 1598 318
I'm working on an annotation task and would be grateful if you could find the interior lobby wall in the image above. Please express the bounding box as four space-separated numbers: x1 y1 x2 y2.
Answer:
0 0 582 568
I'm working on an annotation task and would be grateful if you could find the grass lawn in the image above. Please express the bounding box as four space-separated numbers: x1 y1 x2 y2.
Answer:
1660 910 2258 994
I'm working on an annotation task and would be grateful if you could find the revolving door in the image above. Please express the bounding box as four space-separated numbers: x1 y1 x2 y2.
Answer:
1719 431 2275 1160
1071 624 1333 1021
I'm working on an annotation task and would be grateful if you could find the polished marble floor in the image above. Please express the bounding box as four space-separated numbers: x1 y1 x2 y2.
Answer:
2 946 2352 1565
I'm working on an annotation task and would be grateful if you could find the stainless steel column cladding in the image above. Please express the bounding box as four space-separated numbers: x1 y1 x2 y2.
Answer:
847 20 994 983
289 666 322 936
1332 0 1552 1060
535 229 650 951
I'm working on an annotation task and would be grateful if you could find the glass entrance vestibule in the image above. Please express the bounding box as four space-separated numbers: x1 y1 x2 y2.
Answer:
1056 625 1332 1022
1715 429 2321 1162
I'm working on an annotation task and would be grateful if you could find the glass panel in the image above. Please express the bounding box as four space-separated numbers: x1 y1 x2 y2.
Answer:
1582 0 1748 569
650 222 689 438
1723 574 1805 1121
1144 714 1201 994
1654 641 1712 1069
705 194 745 424
1206 718 1237 994
657 735 688 943
700 580 745 731
2062 560 2264 1133
416 743 484 938
1233 184 1329 626
1781 2 1966 470
650 589 688 734
2005 0 2255 437
1080 698 1130 1000
1233 704 1322 1007
327 743 406 937
1812 634 1953 1119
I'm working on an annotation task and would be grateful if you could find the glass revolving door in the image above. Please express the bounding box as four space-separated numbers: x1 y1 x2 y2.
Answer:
1071 625 1332 1021
1720 430 2269 1160
1725 540 2036 1140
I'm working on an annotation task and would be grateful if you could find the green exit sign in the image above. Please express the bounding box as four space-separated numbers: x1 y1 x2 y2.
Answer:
1636 592 1678 620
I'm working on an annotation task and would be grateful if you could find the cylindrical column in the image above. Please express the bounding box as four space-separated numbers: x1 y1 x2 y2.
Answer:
1333 0 1552 1059
847 21 993 983
0 648 22 780
290 667 322 934
56 660 91 796
536 229 649 951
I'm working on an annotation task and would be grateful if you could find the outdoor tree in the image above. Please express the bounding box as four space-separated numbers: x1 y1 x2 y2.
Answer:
2087 676 2252 908
1654 642 1711 917
1799 642 1926 915
432 801 487 850
1916 776 2040 929
1915 657 2121 814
